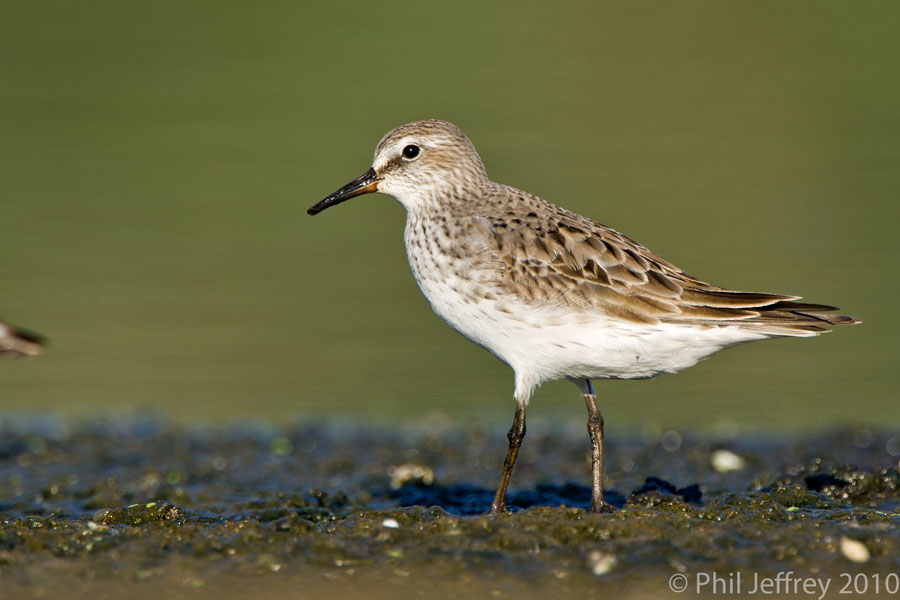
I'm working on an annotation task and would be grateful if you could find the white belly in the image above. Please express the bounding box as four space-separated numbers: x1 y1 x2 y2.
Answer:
403 218 768 402
409 257 767 402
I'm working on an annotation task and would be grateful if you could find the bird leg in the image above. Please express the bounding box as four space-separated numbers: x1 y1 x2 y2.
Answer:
583 390 615 513
488 402 526 514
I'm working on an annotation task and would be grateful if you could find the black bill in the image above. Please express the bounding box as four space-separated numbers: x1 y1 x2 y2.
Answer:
308 167 379 215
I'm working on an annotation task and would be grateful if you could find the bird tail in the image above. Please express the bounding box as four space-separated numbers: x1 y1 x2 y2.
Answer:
737 301 860 337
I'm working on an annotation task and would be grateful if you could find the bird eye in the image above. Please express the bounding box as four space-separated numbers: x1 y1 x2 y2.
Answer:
402 145 421 160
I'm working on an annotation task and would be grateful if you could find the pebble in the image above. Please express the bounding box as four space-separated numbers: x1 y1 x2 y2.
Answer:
711 449 745 472
587 551 617 575
840 537 870 563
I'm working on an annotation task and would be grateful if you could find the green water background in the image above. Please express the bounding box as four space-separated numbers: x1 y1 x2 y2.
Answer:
1 1 896 432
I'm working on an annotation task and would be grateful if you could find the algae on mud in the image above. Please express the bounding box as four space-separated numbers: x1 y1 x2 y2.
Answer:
1 418 899 599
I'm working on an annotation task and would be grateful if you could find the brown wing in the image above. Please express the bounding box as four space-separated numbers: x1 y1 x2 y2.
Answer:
476 187 859 335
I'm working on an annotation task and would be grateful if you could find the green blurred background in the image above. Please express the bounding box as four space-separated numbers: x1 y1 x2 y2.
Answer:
1 1 896 432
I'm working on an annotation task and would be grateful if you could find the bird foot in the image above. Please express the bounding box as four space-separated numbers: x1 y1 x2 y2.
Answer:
589 500 616 514
487 502 508 515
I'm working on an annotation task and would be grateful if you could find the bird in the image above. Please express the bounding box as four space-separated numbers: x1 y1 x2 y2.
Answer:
0 319 46 357
307 119 859 514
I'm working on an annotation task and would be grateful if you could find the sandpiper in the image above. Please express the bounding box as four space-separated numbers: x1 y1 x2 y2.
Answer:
307 119 859 514
0 319 45 357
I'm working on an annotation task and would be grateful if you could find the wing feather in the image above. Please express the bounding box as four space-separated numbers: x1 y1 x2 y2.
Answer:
473 186 859 334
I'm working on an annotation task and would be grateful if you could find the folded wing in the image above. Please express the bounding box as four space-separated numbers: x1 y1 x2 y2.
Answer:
476 189 859 336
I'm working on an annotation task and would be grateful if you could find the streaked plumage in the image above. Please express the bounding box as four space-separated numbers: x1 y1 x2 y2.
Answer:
308 119 859 513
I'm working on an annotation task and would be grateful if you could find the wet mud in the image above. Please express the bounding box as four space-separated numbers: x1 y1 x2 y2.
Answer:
1 417 898 599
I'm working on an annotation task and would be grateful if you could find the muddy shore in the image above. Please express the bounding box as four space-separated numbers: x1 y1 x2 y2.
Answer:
1 417 898 599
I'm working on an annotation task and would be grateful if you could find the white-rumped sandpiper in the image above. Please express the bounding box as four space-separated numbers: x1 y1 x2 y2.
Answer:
308 119 859 514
